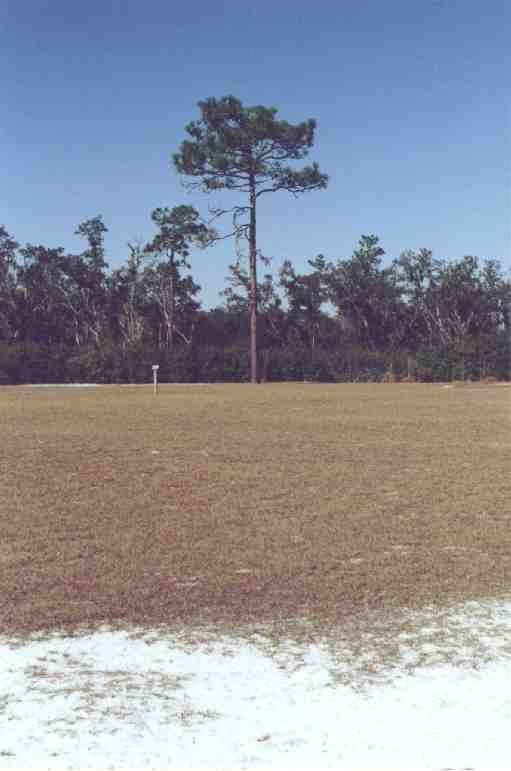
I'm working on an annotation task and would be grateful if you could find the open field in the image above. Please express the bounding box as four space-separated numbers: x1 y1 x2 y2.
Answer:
1 382 510 638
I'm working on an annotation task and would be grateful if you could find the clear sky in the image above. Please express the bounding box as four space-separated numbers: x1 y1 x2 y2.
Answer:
3 0 510 308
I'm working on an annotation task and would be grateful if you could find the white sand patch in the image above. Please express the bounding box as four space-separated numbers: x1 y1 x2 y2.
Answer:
24 383 100 388
1 599 511 769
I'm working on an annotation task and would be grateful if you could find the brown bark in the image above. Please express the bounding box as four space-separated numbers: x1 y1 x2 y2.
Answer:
249 179 258 383
160 251 176 353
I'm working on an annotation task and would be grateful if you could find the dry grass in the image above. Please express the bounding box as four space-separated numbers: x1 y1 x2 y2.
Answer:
1 382 510 639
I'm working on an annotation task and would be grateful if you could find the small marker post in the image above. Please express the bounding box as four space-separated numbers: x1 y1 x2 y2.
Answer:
152 364 160 395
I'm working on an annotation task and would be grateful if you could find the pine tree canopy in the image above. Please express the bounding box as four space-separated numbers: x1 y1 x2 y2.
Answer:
173 96 328 196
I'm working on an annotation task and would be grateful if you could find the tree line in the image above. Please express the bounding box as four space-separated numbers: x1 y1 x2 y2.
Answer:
1 96 509 384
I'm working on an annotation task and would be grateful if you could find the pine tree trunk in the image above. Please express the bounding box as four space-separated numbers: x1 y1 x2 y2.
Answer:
249 180 258 383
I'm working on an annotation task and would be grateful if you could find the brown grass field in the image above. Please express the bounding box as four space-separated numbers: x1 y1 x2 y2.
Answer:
1 382 510 639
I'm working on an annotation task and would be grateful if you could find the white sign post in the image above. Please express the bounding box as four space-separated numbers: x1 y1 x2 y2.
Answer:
152 364 160 395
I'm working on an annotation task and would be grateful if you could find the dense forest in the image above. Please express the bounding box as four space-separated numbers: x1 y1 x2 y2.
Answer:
0 218 509 384
1 97 509 384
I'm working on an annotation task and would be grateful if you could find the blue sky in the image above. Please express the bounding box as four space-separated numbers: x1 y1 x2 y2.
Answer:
3 0 510 308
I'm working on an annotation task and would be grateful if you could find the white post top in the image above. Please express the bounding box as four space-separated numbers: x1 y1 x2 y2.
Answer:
152 364 160 371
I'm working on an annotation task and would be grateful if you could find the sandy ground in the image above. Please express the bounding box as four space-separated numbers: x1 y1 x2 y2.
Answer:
1 598 511 769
